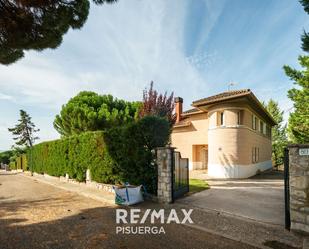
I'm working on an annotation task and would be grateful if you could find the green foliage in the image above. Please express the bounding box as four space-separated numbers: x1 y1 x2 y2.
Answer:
9 161 16 170
28 132 114 182
54 91 141 136
300 0 309 52
28 116 170 194
264 99 288 166
104 116 170 193
284 56 309 143
0 150 13 164
0 0 117 65
8 110 39 147
8 152 27 171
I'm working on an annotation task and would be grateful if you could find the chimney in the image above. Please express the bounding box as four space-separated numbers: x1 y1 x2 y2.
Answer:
175 97 183 123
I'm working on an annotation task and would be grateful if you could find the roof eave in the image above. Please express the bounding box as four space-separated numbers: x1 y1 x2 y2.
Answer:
192 92 251 107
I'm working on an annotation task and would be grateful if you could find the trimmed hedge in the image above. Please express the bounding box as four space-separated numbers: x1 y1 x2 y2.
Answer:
26 116 170 194
27 131 116 182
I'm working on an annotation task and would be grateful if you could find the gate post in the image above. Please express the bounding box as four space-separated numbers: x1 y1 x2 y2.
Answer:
288 144 309 235
156 147 174 204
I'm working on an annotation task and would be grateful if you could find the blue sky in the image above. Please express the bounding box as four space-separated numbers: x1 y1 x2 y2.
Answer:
0 0 308 150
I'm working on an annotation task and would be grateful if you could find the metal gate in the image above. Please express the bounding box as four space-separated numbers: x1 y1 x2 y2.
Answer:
172 151 189 201
284 147 291 230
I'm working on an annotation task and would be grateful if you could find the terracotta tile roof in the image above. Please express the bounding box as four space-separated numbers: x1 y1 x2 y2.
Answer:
182 108 200 114
192 89 251 106
173 119 191 128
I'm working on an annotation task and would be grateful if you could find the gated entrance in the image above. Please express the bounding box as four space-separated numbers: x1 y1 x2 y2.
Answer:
172 151 189 201
284 147 290 230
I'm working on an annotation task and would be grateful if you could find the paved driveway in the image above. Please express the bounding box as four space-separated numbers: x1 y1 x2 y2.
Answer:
180 170 285 225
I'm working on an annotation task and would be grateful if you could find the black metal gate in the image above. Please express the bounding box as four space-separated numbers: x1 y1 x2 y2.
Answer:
284 147 291 230
172 151 189 201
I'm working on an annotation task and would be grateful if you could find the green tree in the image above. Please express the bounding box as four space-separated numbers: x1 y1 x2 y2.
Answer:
282 1 309 144
8 110 40 147
300 0 309 52
0 0 116 65
283 56 309 143
54 91 141 136
264 99 288 167
0 150 13 164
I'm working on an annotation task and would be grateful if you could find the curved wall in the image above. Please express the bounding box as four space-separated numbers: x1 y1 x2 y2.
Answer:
207 104 272 178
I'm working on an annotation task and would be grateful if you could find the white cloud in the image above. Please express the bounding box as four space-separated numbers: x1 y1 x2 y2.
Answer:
0 93 13 100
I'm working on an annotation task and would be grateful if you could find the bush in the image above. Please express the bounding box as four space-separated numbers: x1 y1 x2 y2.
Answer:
0 150 13 164
104 116 170 193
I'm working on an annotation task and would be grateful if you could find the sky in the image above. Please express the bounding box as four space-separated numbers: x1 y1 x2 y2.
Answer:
0 0 308 150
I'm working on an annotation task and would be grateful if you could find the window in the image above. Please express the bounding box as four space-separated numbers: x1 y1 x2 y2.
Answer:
252 115 257 130
263 123 266 135
266 126 271 138
259 120 263 133
252 115 254 129
252 147 259 163
237 110 243 125
220 112 224 126
217 111 224 126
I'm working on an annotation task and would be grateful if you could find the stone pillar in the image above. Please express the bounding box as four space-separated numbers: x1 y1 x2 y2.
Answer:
157 147 174 204
289 144 309 235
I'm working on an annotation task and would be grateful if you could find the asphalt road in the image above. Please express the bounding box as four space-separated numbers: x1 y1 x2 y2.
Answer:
0 171 256 249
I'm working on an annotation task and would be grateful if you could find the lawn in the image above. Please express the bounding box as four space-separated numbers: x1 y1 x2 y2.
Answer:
188 179 210 194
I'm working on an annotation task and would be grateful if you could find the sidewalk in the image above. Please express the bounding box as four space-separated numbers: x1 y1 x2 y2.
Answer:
19 171 115 205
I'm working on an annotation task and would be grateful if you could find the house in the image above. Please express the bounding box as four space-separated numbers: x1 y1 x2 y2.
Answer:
171 89 276 179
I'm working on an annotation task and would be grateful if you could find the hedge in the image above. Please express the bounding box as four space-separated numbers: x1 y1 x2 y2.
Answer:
25 116 170 193
27 131 116 182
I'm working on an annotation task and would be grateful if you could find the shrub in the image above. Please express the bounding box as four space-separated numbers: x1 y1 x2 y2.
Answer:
104 116 170 193
0 150 13 164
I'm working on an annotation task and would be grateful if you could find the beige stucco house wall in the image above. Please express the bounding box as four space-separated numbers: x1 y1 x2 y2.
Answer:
171 90 276 179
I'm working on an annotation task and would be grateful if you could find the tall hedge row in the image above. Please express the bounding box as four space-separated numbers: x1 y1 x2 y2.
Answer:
26 116 170 193
27 131 116 183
